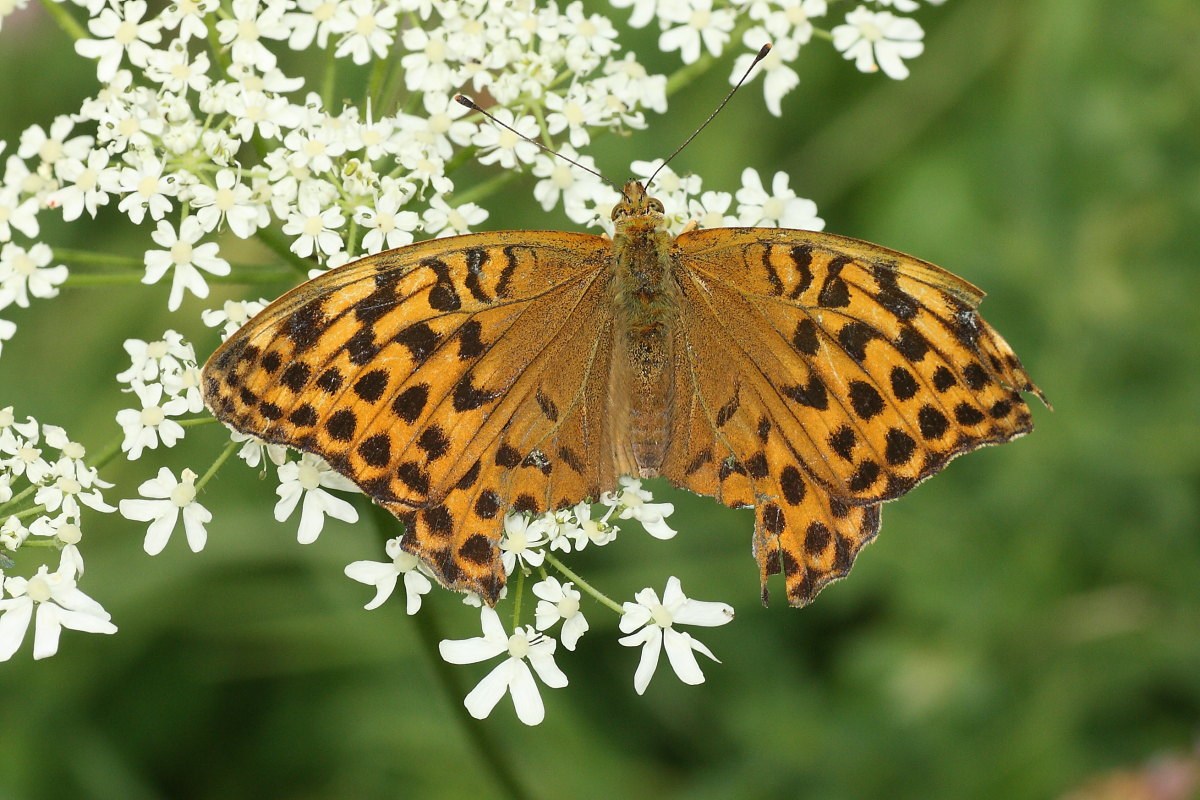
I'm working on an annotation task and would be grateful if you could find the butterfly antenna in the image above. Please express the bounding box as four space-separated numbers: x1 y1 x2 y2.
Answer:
648 43 772 189
453 94 618 190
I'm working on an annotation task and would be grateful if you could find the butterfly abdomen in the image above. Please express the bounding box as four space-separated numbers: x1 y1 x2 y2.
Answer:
610 223 679 478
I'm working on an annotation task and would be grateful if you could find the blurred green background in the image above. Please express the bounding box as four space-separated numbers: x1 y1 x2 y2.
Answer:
1 0 1198 798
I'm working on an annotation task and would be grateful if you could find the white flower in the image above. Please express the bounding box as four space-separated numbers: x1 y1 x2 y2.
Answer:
202 298 269 339
439 607 568 725
422 195 487 238
160 0 217 42
190 169 266 238
33 462 116 520
18 115 92 167
533 577 589 650
114 154 177 224
561 500 618 550
472 109 540 170
282 125 347 174
0 181 38 243
602 476 677 539
531 148 604 218
736 168 825 230
657 0 736 65
51 148 117 221
832 6 925 80
216 0 290 72
143 217 232 311
228 430 289 469
354 187 419 253
145 39 212 93
282 192 345 258
286 0 342 50
544 86 606 149
733 33 800 117
618 576 734 694
344 537 433 614
0 554 117 661
750 0 826 43
399 26 457 93
686 190 736 230
609 0 657 28
74 0 162 83
115 330 195 384
394 92 476 159
331 0 397 65
119 467 211 555
0 243 68 309
499 513 552 574
274 453 360 544
115 381 190 460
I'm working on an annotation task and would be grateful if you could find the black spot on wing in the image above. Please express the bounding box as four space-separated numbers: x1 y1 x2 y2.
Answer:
816 256 852 308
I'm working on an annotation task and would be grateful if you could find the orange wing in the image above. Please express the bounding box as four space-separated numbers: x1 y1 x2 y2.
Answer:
202 232 617 601
663 228 1046 606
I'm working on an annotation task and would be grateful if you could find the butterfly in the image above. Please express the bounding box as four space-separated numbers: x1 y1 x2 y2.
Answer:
201 178 1047 607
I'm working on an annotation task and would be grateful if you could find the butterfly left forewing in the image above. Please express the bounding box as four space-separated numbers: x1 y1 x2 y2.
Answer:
203 231 617 601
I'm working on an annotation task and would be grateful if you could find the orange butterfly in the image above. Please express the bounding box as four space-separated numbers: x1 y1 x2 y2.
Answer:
201 176 1047 607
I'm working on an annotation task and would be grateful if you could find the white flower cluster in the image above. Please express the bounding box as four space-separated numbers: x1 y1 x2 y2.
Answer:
438 576 732 725
341 476 732 725
0 0 941 708
0 0 673 351
606 0 942 115
0 408 118 661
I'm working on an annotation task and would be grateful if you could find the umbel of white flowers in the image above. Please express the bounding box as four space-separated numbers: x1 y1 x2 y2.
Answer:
0 0 940 724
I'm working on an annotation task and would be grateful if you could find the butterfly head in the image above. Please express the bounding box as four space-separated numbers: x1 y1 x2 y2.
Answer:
612 181 666 230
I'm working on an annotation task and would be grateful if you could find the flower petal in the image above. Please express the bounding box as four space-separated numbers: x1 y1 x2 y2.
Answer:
662 628 706 685
439 635 506 665
507 659 545 725
463 658 517 720
0 599 33 661
673 598 735 627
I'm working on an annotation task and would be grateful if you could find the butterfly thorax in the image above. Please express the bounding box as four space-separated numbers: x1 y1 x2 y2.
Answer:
609 181 678 478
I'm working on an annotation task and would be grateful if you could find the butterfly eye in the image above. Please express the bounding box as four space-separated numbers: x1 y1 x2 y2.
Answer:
649 199 664 214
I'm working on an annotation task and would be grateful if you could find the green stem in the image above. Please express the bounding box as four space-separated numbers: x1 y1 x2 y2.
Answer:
64 269 292 287
0 483 38 516
365 504 534 800
37 0 87 41
205 14 233 80
12 505 46 521
511 568 525 629
321 45 337 110
665 53 718 97
54 249 144 268
178 417 219 429
542 552 624 616
86 433 125 473
196 440 238 491
451 169 521 208
365 56 388 113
